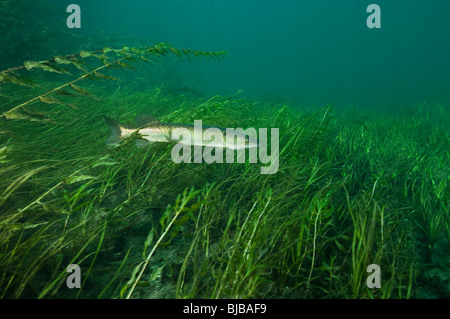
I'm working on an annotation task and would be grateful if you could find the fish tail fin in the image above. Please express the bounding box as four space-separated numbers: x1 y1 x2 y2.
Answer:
105 116 122 145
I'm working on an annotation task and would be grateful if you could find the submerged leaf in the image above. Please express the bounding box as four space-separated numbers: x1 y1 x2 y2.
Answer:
137 55 149 62
39 95 77 109
79 50 93 58
90 156 117 167
170 47 181 57
7 222 47 231
149 265 164 281
153 46 168 55
143 228 155 258
39 96 61 104
70 83 100 100
22 107 48 119
97 56 112 65
0 145 12 163
45 63 71 75
120 261 145 299
64 103 78 109
124 56 139 63
71 60 88 72
3 110 52 123
3 111 27 120
23 60 41 71
105 63 121 69
93 71 119 81
116 61 135 70
63 175 96 184
55 89 75 96
0 72 35 87
173 213 190 225
24 61 70 74
54 56 73 64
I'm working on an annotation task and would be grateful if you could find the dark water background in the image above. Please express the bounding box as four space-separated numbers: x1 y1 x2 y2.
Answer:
2 1 449 108
32 0 449 109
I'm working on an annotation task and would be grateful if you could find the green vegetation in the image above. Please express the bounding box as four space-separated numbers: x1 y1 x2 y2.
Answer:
0 46 449 298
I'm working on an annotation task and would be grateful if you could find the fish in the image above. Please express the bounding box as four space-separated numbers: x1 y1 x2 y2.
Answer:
105 114 261 150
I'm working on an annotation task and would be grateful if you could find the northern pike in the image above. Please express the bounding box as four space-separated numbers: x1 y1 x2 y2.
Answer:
105 114 261 150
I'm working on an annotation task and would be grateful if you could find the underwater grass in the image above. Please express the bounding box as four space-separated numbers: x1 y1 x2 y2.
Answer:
0 83 449 298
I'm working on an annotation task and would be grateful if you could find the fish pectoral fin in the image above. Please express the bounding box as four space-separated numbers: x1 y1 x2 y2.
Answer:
135 138 151 148
136 114 159 127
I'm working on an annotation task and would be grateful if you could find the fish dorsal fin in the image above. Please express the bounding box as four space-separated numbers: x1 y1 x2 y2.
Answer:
136 114 159 127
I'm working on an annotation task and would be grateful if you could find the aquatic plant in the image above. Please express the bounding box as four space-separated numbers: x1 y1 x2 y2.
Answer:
0 52 448 298
0 43 226 122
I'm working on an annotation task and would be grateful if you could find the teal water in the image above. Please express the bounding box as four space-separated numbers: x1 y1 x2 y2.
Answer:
5 0 450 107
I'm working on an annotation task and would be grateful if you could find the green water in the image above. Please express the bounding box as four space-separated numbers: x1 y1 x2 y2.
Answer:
0 0 449 299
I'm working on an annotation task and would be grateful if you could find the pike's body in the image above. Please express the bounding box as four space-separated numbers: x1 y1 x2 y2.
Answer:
105 115 260 150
